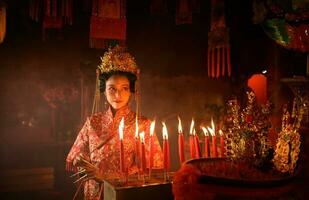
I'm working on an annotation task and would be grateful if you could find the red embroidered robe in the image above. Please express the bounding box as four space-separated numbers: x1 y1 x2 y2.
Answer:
66 106 163 199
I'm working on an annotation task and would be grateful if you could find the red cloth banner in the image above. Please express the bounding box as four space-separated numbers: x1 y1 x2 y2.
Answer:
90 16 126 40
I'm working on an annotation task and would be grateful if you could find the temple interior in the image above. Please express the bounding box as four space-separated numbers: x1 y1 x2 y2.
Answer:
0 0 308 199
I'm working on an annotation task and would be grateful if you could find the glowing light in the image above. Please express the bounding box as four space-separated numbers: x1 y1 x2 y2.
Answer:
178 116 183 133
135 117 139 138
201 126 209 136
119 117 124 140
139 131 145 143
190 119 195 135
150 120 156 136
162 122 169 140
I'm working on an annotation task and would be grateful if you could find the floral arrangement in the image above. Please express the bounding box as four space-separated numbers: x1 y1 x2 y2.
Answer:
98 45 139 76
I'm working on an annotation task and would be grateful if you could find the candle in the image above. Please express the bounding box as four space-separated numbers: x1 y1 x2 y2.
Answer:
208 119 217 157
202 127 210 158
193 129 201 158
162 122 170 171
139 132 146 173
119 117 125 173
219 130 225 157
177 117 185 164
189 119 195 159
149 120 155 171
135 117 140 168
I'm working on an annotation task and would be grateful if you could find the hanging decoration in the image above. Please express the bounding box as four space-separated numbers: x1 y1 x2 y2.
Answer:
29 0 73 41
252 0 309 53
89 0 126 49
175 0 192 25
150 0 168 16
207 0 231 78
0 2 6 44
191 0 201 14
29 0 41 22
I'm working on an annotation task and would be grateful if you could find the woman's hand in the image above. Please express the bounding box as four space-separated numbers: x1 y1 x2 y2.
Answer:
72 154 104 182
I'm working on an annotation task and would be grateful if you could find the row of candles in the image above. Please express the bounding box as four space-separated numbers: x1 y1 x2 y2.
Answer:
118 117 225 175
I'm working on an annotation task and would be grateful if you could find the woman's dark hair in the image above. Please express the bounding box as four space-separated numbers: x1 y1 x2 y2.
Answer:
99 71 137 93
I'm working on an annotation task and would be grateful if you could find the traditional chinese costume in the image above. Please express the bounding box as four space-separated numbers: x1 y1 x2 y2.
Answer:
66 105 163 199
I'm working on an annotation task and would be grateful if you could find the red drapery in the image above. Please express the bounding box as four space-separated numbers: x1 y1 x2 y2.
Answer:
90 0 126 49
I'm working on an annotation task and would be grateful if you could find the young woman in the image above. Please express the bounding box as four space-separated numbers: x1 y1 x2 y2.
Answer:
66 46 163 199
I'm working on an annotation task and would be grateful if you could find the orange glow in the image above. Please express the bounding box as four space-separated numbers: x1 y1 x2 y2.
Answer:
247 73 267 104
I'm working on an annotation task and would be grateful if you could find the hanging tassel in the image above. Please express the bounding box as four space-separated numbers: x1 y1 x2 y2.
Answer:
216 47 221 78
135 69 141 118
69 0 73 25
227 45 231 77
35 0 41 21
46 0 51 16
92 69 101 114
0 5 6 43
92 0 98 16
207 48 211 77
211 49 215 78
52 0 57 17
221 47 225 76
207 0 231 78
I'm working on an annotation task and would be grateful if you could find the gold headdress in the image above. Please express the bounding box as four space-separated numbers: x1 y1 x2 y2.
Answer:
98 45 139 75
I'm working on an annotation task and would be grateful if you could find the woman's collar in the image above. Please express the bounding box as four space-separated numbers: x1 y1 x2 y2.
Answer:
107 105 131 119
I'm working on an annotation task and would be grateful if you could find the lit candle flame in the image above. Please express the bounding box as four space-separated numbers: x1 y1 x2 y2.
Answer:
207 126 215 137
139 131 145 143
189 119 194 135
162 122 168 140
219 129 223 136
150 120 155 136
135 117 139 138
178 116 183 134
201 126 209 136
211 118 215 134
193 128 196 136
119 117 124 140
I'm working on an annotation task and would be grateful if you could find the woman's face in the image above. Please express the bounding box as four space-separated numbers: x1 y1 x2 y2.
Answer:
105 75 131 110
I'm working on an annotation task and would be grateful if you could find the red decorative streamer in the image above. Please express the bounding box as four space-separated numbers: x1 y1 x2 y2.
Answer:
216 47 221 78
221 47 226 76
